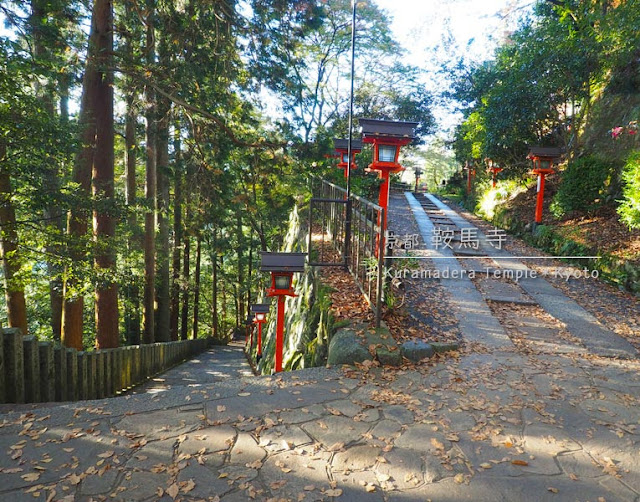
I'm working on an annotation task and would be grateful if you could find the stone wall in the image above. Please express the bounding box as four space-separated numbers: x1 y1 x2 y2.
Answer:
0 328 213 404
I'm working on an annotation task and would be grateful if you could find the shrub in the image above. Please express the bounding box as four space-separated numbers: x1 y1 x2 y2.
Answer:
550 155 615 217
618 151 640 229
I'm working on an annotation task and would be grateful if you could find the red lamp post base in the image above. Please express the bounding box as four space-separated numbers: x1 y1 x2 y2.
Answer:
490 167 503 188
533 168 554 224
275 295 285 373
266 288 297 374
257 321 263 357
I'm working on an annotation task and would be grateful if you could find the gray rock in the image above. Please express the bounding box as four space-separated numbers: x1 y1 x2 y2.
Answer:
327 329 373 366
366 328 403 367
401 340 435 362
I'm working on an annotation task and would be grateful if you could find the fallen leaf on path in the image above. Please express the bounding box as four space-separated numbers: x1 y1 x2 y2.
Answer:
166 482 179 499
181 479 196 493
512 460 529 466
21 472 41 482
431 438 445 450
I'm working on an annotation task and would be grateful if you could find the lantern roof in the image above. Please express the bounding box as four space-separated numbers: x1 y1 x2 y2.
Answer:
527 147 563 159
250 303 270 314
260 252 307 273
359 118 418 140
333 138 362 152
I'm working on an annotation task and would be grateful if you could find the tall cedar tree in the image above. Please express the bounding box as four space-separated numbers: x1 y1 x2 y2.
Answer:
92 0 118 349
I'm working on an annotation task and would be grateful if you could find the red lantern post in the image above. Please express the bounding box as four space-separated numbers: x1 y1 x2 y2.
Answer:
485 158 503 188
334 139 362 179
527 147 562 224
250 303 270 362
360 119 417 237
464 161 476 194
260 252 306 373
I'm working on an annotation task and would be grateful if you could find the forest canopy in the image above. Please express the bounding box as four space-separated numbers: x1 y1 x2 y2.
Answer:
0 0 434 348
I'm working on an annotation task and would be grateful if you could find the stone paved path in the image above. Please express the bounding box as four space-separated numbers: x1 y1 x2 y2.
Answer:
2 344 639 501
1 199 640 501
130 342 254 395
407 192 637 359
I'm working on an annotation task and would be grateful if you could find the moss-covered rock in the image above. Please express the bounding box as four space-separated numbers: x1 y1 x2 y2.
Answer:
327 328 373 366
327 324 404 367
431 342 461 354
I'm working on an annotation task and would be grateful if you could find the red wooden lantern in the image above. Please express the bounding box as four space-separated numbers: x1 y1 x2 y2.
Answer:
527 147 562 224
464 161 476 194
260 252 306 373
250 303 270 362
360 118 417 236
333 138 362 178
485 158 503 188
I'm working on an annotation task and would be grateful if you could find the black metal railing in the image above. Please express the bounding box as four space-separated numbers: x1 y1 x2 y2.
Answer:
309 177 385 327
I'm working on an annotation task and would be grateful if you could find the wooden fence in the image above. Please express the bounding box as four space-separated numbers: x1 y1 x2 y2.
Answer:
0 328 213 404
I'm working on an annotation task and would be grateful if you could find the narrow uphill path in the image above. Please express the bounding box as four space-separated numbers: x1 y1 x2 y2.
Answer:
401 191 637 359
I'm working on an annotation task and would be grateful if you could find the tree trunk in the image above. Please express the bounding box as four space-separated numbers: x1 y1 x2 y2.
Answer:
124 88 141 346
123 1 141 346
0 165 28 336
31 0 64 341
62 9 100 351
211 229 218 339
235 210 244 327
221 257 227 336
246 234 252 321
170 118 182 341
143 0 157 344
180 212 191 341
233 283 239 329
92 0 118 349
192 233 202 340
155 98 171 342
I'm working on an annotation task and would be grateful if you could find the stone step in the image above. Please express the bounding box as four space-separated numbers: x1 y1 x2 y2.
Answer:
453 248 488 257
476 279 537 305
485 295 538 306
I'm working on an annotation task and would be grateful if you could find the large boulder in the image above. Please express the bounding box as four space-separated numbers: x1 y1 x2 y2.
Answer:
327 328 373 366
327 324 403 367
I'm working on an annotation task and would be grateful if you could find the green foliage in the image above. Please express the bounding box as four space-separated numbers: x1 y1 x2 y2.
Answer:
477 179 528 220
550 156 615 217
450 0 630 169
618 151 640 229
